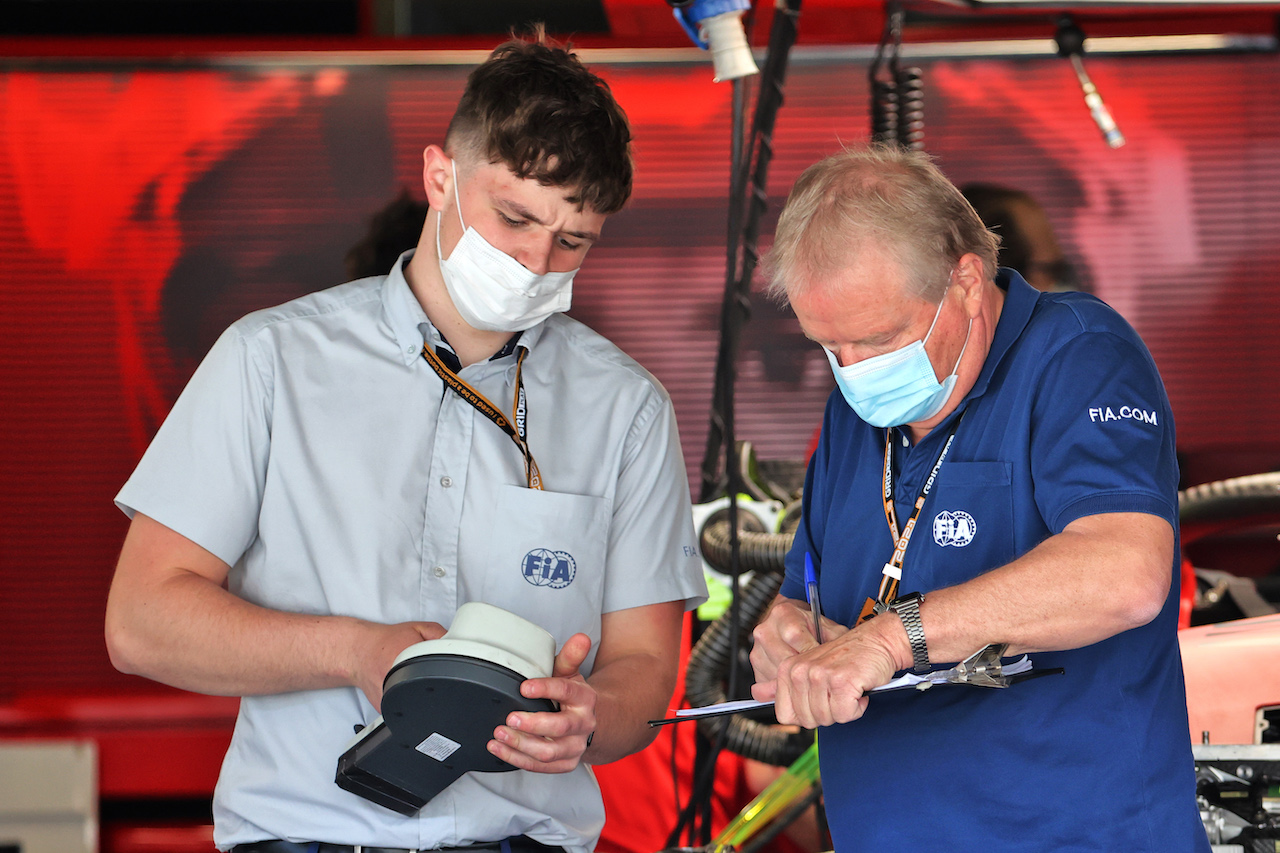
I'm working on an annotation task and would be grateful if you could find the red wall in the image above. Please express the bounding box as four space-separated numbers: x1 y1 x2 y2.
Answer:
3 49 1279 700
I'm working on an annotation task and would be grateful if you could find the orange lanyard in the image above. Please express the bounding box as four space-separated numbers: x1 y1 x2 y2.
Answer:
857 413 963 624
420 344 544 490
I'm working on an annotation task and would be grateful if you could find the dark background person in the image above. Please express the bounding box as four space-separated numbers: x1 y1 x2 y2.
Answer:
961 182 1092 293
105 34 705 853
750 146 1204 851
344 187 430 282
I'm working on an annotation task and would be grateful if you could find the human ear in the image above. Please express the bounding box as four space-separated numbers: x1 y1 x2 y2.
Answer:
422 145 452 212
955 253 986 317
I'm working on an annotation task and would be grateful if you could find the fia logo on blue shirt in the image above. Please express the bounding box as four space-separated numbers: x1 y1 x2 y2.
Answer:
932 510 977 547
521 549 577 589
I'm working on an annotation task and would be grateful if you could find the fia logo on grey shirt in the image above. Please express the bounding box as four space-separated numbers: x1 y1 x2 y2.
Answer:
522 549 577 589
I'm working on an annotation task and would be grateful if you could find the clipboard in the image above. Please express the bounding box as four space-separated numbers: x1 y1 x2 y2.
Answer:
649 643 1063 727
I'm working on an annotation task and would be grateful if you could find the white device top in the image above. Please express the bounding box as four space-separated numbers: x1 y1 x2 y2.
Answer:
391 602 556 681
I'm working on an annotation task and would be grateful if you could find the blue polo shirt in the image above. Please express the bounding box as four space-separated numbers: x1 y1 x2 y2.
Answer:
781 271 1207 851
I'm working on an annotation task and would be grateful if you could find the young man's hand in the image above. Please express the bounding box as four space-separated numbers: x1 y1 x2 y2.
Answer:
487 633 597 773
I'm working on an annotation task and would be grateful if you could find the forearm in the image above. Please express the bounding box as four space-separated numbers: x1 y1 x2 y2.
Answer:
105 513 437 707
754 514 1174 729
582 648 677 765
106 568 370 697
910 513 1175 667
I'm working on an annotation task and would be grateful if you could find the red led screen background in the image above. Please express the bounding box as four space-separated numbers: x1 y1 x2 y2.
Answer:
2 50 1279 699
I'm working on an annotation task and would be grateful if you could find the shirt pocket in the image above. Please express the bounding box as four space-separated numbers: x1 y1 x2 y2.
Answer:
464 484 610 664
921 461 1015 586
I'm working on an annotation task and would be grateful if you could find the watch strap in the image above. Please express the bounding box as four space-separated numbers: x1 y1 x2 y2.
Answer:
889 592 930 673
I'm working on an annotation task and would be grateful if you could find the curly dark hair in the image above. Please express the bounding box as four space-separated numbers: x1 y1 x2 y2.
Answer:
445 31 634 215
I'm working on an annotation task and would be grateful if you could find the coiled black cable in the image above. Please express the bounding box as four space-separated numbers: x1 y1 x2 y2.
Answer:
869 2 926 153
870 79 899 146
684 521 812 767
869 1 903 147
895 67 925 150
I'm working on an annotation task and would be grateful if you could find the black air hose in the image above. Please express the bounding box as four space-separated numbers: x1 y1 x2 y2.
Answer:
685 521 812 766
700 518 794 575
1179 471 1280 625
1179 471 1280 526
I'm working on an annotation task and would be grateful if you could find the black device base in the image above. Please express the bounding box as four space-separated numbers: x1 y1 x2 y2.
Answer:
336 653 556 815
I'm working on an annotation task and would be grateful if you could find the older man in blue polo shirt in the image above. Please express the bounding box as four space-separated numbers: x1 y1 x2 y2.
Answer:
749 146 1207 851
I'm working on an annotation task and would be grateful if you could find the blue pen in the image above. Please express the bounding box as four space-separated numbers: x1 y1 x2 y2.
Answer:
804 552 824 644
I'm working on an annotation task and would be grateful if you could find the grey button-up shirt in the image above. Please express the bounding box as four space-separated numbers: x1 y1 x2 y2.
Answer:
116 254 706 851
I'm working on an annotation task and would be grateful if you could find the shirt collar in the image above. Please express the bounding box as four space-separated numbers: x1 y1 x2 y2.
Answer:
382 248 550 367
383 250 429 366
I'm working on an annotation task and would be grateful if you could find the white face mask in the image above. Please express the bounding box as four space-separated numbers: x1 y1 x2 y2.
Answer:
436 160 577 333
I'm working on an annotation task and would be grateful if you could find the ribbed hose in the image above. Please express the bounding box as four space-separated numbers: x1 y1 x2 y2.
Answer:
685 521 812 766
700 520 794 575
1179 471 1280 525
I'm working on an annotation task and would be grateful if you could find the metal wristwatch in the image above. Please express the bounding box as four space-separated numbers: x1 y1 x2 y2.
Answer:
888 592 930 673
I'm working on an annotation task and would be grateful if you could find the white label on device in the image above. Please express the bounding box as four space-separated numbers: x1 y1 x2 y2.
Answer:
415 733 462 762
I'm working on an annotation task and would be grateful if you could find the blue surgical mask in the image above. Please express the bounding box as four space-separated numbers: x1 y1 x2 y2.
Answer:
823 287 972 428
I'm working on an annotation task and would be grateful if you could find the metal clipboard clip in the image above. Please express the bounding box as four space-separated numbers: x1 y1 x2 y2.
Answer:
946 642 1019 687
937 642 1064 689
871 643 1065 694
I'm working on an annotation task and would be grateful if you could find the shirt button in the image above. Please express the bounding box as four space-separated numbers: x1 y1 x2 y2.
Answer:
407 345 417 354
432 566 446 578
902 434 909 447
440 476 453 488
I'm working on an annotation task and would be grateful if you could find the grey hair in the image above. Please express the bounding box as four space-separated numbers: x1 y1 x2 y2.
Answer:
765 145 1000 304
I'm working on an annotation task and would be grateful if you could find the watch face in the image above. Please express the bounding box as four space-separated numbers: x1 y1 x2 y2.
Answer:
893 592 923 609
